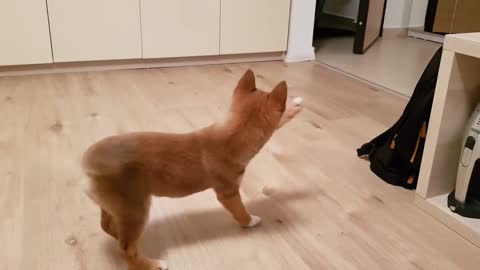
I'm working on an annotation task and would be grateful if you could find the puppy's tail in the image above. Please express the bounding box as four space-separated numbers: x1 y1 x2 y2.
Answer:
82 153 104 207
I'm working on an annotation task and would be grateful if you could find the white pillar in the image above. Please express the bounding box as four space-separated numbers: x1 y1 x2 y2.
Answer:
284 0 317 62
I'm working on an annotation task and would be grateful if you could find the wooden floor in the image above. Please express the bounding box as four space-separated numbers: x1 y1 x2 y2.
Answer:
314 34 442 97
1 61 479 270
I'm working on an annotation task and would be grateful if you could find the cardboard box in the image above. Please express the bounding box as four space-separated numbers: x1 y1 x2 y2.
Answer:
433 0 480 34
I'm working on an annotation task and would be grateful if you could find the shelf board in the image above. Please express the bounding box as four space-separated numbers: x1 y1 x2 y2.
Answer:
429 194 480 231
445 33 480 59
416 194 480 247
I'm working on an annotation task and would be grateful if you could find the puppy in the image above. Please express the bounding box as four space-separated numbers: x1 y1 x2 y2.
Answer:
82 69 302 270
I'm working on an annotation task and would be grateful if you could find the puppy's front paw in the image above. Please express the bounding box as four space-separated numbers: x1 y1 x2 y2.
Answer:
157 260 168 270
243 215 262 228
292 96 303 107
130 258 168 270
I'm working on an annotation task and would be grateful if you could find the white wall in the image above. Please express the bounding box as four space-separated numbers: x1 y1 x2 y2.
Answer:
284 0 316 62
322 0 424 29
409 0 428 27
383 0 412 28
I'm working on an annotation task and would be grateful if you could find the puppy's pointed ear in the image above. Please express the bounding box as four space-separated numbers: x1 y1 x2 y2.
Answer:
268 81 287 112
234 69 256 95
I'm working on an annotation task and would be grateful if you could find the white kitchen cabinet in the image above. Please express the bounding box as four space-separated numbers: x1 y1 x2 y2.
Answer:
0 0 52 66
47 0 142 62
141 0 220 58
220 0 291 55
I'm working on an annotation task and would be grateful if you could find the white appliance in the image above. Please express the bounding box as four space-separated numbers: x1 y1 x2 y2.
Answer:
448 104 480 218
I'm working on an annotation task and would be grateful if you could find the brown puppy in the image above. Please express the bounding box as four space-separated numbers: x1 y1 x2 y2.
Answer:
82 70 302 270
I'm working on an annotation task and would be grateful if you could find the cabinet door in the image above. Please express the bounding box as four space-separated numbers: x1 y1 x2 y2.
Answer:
0 0 52 66
220 0 291 54
47 0 142 62
141 0 220 58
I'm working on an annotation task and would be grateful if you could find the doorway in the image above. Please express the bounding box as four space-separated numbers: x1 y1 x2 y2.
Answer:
313 0 442 97
314 0 387 55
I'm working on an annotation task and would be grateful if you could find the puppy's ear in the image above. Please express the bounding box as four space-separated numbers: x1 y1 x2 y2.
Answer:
268 81 287 112
234 69 256 95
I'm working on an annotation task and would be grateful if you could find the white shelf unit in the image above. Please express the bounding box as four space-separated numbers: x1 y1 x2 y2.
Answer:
416 33 480 247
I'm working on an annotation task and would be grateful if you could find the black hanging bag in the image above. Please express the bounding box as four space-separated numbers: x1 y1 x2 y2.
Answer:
357 47 443 189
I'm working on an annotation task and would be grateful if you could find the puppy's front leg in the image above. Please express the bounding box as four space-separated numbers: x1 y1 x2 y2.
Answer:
277 103 302 129
216 189 261 228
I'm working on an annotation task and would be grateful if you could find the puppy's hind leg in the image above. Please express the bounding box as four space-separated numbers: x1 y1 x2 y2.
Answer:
115 198 168 270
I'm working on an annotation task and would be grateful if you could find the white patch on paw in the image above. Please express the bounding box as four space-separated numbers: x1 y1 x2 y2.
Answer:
292 97 303 106
158 260 168 270
244 215 262 228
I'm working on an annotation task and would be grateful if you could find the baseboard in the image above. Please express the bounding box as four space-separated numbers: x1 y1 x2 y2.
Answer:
0 52 284 77
382 27 444 44
284 47 316 63
408 27 445 44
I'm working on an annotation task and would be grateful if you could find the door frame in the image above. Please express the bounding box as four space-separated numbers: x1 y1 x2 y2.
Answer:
424 0 438 33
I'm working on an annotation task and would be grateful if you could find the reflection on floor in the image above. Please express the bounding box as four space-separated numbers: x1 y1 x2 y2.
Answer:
314 33 442 97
